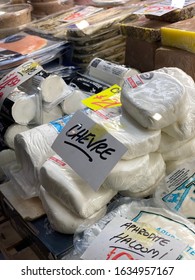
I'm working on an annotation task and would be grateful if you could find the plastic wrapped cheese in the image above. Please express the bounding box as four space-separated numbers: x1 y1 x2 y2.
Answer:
39 186 107 234
1 88 39 125
40 154 117 219
156 67 195 140
41 74 70 103
4 123 30 150
121 70 186 130
162 136 195 162
74 199 195 260
154 158 195 224
8 114 73 198
158 132 190 154
86 108 161 160
60 89 87 115
42 105 63 124
119 152 165 198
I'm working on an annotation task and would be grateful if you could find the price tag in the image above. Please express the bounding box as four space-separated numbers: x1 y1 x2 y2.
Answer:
82 84 121 111
82 217 187 260
0 59 42 109
134 0 195 16
52 110 127 191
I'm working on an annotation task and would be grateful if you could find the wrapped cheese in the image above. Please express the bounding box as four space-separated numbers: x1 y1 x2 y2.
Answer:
40 155 117 219
8 113 73 198
119 152 165 198
161 17 195 54
121 70 186 130
4 123 30 150
39 186 107 234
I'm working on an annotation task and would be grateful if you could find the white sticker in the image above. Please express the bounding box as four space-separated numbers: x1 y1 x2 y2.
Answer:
76 20 90 30
52 110 127 191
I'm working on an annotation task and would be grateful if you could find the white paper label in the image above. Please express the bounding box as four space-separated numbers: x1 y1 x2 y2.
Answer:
82 217 187 260
52 110 127 191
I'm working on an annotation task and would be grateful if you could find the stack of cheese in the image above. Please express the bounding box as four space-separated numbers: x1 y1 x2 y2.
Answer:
156 16 195 81
121 67 195 175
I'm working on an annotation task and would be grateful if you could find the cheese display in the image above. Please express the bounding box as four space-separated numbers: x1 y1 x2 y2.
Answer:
40 155 117 219
39 186 107 234
154 158 195 225
161 17 195 54
121 70 186 130
155 47 195 81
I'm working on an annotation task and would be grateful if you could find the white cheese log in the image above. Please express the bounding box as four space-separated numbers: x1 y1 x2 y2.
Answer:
60 89 86 115
41 75 69 103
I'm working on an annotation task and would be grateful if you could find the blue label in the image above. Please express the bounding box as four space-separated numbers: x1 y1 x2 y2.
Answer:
162 175 195 212
49 114 73 134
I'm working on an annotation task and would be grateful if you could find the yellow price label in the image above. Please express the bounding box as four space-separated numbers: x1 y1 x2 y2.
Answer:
82 84 121 111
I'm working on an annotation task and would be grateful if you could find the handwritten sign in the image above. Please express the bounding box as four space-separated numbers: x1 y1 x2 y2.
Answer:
82 217 187 260
82 84 121 111
0 59 42 109
52 110 127 191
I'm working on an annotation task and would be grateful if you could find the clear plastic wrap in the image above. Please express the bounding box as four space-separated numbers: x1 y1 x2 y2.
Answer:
39 154 117 219
26 5 103 38
4 123 30 150
39 186 107 234
7 113 74 198
65 6 138 37
0 86 42 125
156 67 195 140
42 105 63 124
121 70 187 130
87 57 139 87
60 88 87 115
40 74 72 111
86 107 161 160
119 152 165 198
162 136 195 162
157 132 190 154
74 199 195 260
154 158 195 225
